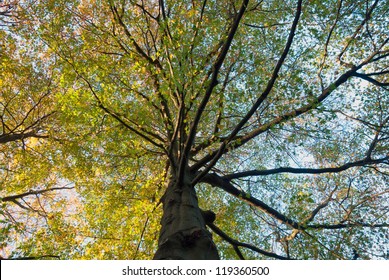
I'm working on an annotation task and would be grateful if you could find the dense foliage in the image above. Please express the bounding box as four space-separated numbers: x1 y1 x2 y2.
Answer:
1 0 388 259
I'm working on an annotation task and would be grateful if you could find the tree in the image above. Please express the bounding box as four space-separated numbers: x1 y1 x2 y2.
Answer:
1 0 388 260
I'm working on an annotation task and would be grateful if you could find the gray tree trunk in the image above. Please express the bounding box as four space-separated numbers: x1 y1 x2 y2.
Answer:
153 177 219 260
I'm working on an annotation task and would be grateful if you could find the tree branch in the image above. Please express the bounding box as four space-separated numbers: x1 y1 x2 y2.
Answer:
192 63 361 172
302 187 338 225
223 155 389 180
306 222 389 230
178 0 250 185
1 186 75 202
353 72 389 89
77 70 167 152
109 2 162 69
201 173 300 229
337 0 379 67
207 222 291 260
191 0 303 181
0 131 49 144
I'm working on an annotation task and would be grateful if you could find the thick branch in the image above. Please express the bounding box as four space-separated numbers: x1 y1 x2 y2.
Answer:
354 72 389 89
1 186 75 202
201 173 300 229
178 0 250 185
223 155 389 180
0 131 49 144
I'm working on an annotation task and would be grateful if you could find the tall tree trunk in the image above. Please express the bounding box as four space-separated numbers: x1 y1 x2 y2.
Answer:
153 176 219 260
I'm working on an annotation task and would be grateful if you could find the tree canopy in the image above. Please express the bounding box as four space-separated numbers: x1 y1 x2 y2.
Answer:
1 0 388 260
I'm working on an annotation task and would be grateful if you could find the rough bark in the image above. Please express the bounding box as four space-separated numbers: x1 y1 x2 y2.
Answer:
153 176 219 260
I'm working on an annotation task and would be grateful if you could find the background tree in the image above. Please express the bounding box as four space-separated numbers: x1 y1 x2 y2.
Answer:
1 0 388 259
